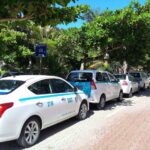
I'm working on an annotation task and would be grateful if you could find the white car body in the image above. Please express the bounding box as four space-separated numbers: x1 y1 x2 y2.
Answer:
114 74 139 96
129 72 149 89
67 70 122 104
0 75 89 144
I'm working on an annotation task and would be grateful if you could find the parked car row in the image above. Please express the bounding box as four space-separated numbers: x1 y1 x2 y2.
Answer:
0 70 149 148
129 72 149 89
67 70 150 105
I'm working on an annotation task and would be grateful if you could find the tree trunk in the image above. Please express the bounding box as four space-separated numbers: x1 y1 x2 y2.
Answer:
123 60 128 74
80 62 84 70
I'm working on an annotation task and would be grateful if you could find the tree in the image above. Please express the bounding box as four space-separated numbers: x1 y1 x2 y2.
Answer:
56 28 82 71
0 24 33 70
0 0 89 26
79 1 150 71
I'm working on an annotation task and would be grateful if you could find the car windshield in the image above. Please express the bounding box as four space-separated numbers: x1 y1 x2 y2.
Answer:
114 75 126 80
67 72 93 81
130 73 140 78
0 80 25 95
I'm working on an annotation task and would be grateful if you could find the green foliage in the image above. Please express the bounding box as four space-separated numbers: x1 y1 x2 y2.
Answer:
80 1 150 69
0 22 35 70
0 0 89 26
0 28 32 62
0 1 150 75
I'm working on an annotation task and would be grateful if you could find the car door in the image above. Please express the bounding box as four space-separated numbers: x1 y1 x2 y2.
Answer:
129 75 137 92
108 73 120 99
95 72 107 101
50 78 77 121
28 79 60 127
101 72 112 101
143 72 149 88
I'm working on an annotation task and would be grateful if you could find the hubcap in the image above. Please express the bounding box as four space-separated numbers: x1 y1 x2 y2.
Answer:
24 121 39 145
80 104 87 119
129 90 132 97
120 92 123 100
100 97 105 108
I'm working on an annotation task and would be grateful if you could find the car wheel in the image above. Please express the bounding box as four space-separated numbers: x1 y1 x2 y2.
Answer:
17 118 40 148
77 102 88 120
143 84 146 90
136 87 140 93
128 89 132 98
118 91 123 102
97 95 106 110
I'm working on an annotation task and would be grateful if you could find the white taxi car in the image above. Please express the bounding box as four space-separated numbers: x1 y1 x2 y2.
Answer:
129 72 149 89
114 74 139 97
0 75 89 147
67 70 123 110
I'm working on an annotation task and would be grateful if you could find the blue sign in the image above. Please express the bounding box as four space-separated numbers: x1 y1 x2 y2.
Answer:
35 44 47 57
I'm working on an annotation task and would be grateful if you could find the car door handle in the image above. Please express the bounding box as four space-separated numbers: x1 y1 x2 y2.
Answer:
36 102 43 107
61 98 66 101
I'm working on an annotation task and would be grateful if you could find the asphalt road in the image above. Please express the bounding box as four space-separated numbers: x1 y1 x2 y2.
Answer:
0 89 150 150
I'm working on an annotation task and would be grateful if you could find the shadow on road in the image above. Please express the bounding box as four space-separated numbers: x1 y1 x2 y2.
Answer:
135 89 150 97
90 98 134 111
104 99 134 111
39 110 94 143
0 110 94 150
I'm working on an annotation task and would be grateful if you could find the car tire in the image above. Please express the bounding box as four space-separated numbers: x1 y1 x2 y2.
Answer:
136 87 140 93
143 84 146 90
128 89 132 98
97 95 106 110
17 118 41 148
77 102 88 120
118 91 123 102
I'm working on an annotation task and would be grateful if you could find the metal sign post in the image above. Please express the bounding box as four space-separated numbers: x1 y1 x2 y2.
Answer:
39 56 42 74
35 44 47 74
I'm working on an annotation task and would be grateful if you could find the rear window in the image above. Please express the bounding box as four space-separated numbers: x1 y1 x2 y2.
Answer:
114 75 126 80
0 80 25 95
67 72 93 82
130 73 141 78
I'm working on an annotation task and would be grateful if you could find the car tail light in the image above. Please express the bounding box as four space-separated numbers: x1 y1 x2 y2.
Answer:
122 81 128 86
0 102 14 118
90 80 97 89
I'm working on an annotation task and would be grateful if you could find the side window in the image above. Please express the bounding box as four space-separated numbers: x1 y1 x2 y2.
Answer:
2 73 10 77
28 79 51 95
96 72 103 81
50 79 74 93
129 75 135 82
102 73 110 82
143 72 147 78
108 73 117 82
81 73 93 81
